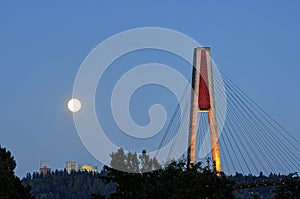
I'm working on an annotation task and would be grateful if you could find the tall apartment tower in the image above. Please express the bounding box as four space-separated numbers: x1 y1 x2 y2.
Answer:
65 160 78 174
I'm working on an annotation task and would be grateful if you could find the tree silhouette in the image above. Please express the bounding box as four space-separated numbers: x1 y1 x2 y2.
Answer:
0 145 33 199
102 148 235 199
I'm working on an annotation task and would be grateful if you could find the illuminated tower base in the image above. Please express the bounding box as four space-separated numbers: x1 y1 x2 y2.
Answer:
187 47 222 174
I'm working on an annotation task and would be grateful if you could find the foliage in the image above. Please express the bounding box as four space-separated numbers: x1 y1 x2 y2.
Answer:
22 170 115 199
102 148 235 199
273 173 300 199
15 145 300 199
0 145 33 199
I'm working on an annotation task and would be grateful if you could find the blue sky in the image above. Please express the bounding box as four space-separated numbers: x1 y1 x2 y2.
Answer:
1 1 300 177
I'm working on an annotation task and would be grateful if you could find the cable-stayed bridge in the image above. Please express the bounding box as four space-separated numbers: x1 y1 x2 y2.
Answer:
155 47 300 187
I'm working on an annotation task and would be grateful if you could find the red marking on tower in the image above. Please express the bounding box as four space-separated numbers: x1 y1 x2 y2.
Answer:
198 50 211 110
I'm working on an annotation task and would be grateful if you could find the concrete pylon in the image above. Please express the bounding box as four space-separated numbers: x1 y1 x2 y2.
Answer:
187 47 222 174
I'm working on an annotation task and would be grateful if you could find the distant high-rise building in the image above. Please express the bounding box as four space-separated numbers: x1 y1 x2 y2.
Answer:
78 164 98 173
65 160 78 174
40 166 51 175
65 161 98 174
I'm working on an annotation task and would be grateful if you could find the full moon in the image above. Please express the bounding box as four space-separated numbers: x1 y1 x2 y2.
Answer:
67 98 82 113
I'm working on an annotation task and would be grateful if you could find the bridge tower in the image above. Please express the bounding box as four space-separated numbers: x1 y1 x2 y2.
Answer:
187 47 222 173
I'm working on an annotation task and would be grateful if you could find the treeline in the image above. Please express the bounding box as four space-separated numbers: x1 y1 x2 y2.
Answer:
22 171 115 199
1 145 299 199
21 168 299 199
22 148 236 199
